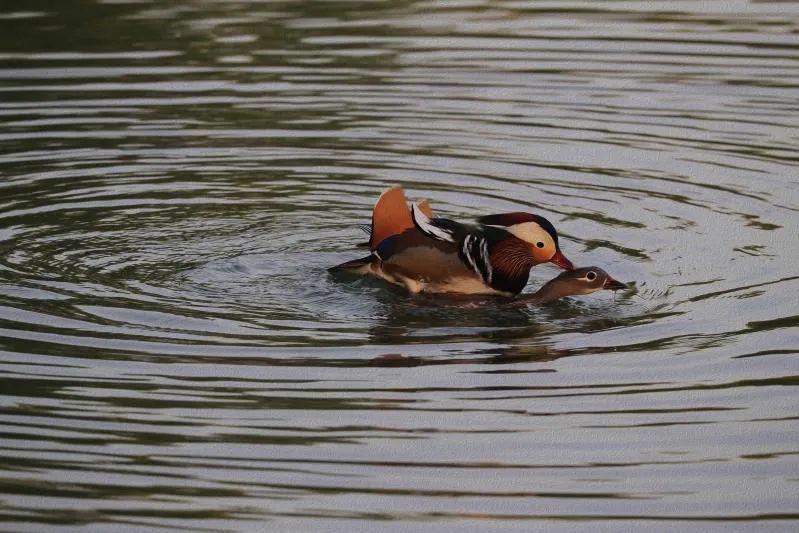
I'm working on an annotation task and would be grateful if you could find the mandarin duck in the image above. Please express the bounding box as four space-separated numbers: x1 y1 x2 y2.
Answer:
330 186 576 296
521 266 626 304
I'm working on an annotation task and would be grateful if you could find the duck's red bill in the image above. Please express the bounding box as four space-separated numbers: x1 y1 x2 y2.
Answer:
549 250 575 270
603 276 627 291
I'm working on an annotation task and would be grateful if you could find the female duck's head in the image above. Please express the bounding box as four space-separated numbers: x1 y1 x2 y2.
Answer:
534 266 627 303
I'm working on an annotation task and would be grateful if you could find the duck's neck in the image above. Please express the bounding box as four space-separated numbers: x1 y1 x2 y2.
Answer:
525 279 572 305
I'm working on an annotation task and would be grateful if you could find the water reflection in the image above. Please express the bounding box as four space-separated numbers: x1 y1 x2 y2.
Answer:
1 0 798 530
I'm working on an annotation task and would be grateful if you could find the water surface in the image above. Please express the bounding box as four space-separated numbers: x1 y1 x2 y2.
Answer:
1 1 798 531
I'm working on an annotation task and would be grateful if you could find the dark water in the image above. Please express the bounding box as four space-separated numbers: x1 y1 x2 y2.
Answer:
1 1 798 531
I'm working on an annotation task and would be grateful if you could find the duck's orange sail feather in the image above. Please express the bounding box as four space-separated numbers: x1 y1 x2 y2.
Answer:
368 186 435 250
417 199 433 218
369 186 413 250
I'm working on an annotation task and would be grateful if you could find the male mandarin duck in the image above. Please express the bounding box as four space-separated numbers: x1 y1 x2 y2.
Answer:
330 186 576 296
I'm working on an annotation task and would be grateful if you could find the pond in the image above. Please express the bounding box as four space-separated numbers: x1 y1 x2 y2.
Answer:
0 1 797 531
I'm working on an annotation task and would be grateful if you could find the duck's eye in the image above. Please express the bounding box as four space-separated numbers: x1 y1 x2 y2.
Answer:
586 271 597 281
536 242 545 248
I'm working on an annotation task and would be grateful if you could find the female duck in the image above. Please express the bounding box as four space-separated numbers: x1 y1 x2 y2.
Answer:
522 266 626 305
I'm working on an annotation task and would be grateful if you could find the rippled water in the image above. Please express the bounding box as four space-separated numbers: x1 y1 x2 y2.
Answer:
1 1 798 531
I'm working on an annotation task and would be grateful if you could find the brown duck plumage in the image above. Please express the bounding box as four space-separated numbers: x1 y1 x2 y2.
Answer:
330 186 576 295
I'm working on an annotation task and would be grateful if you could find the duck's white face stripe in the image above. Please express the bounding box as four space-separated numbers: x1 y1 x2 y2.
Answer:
507 221 552 246
412 204 455 243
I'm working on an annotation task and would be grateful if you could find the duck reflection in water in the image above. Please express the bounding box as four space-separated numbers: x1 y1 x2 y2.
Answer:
363 268 627 368
329 186 629 367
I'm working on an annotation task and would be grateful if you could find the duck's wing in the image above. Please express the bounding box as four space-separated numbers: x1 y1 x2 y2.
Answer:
374 228 477 282
410 203 459 243
367 186 416 250
357 187 435 249
413 205 537 293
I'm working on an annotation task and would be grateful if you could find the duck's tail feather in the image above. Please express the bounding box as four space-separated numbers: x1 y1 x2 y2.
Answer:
328 254 375 273
357 224 371 248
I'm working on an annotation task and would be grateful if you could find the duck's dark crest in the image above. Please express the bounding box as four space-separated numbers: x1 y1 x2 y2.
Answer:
478 212 560 246
478 212 539 226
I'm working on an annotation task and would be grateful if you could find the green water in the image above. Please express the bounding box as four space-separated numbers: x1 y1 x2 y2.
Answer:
0 1 798 531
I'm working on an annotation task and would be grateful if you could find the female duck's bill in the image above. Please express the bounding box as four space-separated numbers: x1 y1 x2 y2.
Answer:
603 275 627 291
